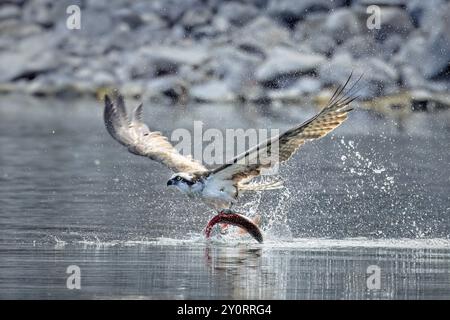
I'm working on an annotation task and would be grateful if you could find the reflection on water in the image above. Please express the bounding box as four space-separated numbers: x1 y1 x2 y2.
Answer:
0 243 449 299
204 244 450 300
0 95 449 299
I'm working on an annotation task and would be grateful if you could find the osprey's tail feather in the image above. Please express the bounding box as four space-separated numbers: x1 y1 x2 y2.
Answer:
238 179 284 191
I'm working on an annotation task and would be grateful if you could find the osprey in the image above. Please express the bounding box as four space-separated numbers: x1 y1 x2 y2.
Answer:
103 74 360 243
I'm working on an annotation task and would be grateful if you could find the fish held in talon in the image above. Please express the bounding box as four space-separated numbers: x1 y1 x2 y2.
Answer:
205 211 263 243
102 73 359 242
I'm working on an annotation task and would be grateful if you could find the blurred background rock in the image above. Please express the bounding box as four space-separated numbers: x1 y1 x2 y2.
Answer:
0 0 449 112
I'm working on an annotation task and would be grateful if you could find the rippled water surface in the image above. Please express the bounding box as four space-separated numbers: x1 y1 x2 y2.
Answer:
0 96 449 299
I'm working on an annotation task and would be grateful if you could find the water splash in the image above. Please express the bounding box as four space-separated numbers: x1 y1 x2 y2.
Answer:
47 234 450 250
263 186 292 240
340 138 395 194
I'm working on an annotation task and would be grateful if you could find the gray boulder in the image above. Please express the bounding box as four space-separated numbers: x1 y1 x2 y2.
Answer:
0 33 60 82
324 8 363 44
91 71 116 87
406 0 446 31
268 76 322 101
319 53 399 98
0 18 43 39
294 12 327 41
336 35 382 59
146 76 188 102
22 0 58 27
78 9 115 38
294 13 336 55
303 34 338 57
399 68 427 91
268 0 345 27
0 4 21 21
417 6 450 78
141 45 210 66
394 5 450 79
256 47 326 86
22 0 83 28
146 0 202 24
234 16 292 53
380 34 404 59
293 76 322 95
203 46 262 96
181 7 211 30
218 2 259 27
112 7 145 30
123 45 210 80
353 0 407 5
374 7 415 41
190 80 235 102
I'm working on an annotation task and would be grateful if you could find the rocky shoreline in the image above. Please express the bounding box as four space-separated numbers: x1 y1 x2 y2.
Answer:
1 0 449 111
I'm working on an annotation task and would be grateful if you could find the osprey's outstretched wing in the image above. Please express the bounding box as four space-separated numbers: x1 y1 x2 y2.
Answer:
104 95 207 173
211 73 360 186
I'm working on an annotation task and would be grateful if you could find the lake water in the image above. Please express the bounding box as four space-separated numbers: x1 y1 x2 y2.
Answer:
0 95 449 299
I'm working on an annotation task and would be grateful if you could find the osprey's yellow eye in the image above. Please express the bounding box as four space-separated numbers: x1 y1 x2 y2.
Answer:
177 176 182 181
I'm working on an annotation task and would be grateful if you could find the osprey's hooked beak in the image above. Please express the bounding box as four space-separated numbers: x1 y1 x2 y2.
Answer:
167 179 175 186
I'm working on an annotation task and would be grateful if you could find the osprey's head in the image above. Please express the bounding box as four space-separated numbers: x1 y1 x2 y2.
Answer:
167 172 198 193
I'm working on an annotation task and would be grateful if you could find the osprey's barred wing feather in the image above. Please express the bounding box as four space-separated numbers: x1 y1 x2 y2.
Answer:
104 95 207 173
212 73 360 185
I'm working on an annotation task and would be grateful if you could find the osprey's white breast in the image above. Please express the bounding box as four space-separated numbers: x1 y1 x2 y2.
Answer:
200 175 237 210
